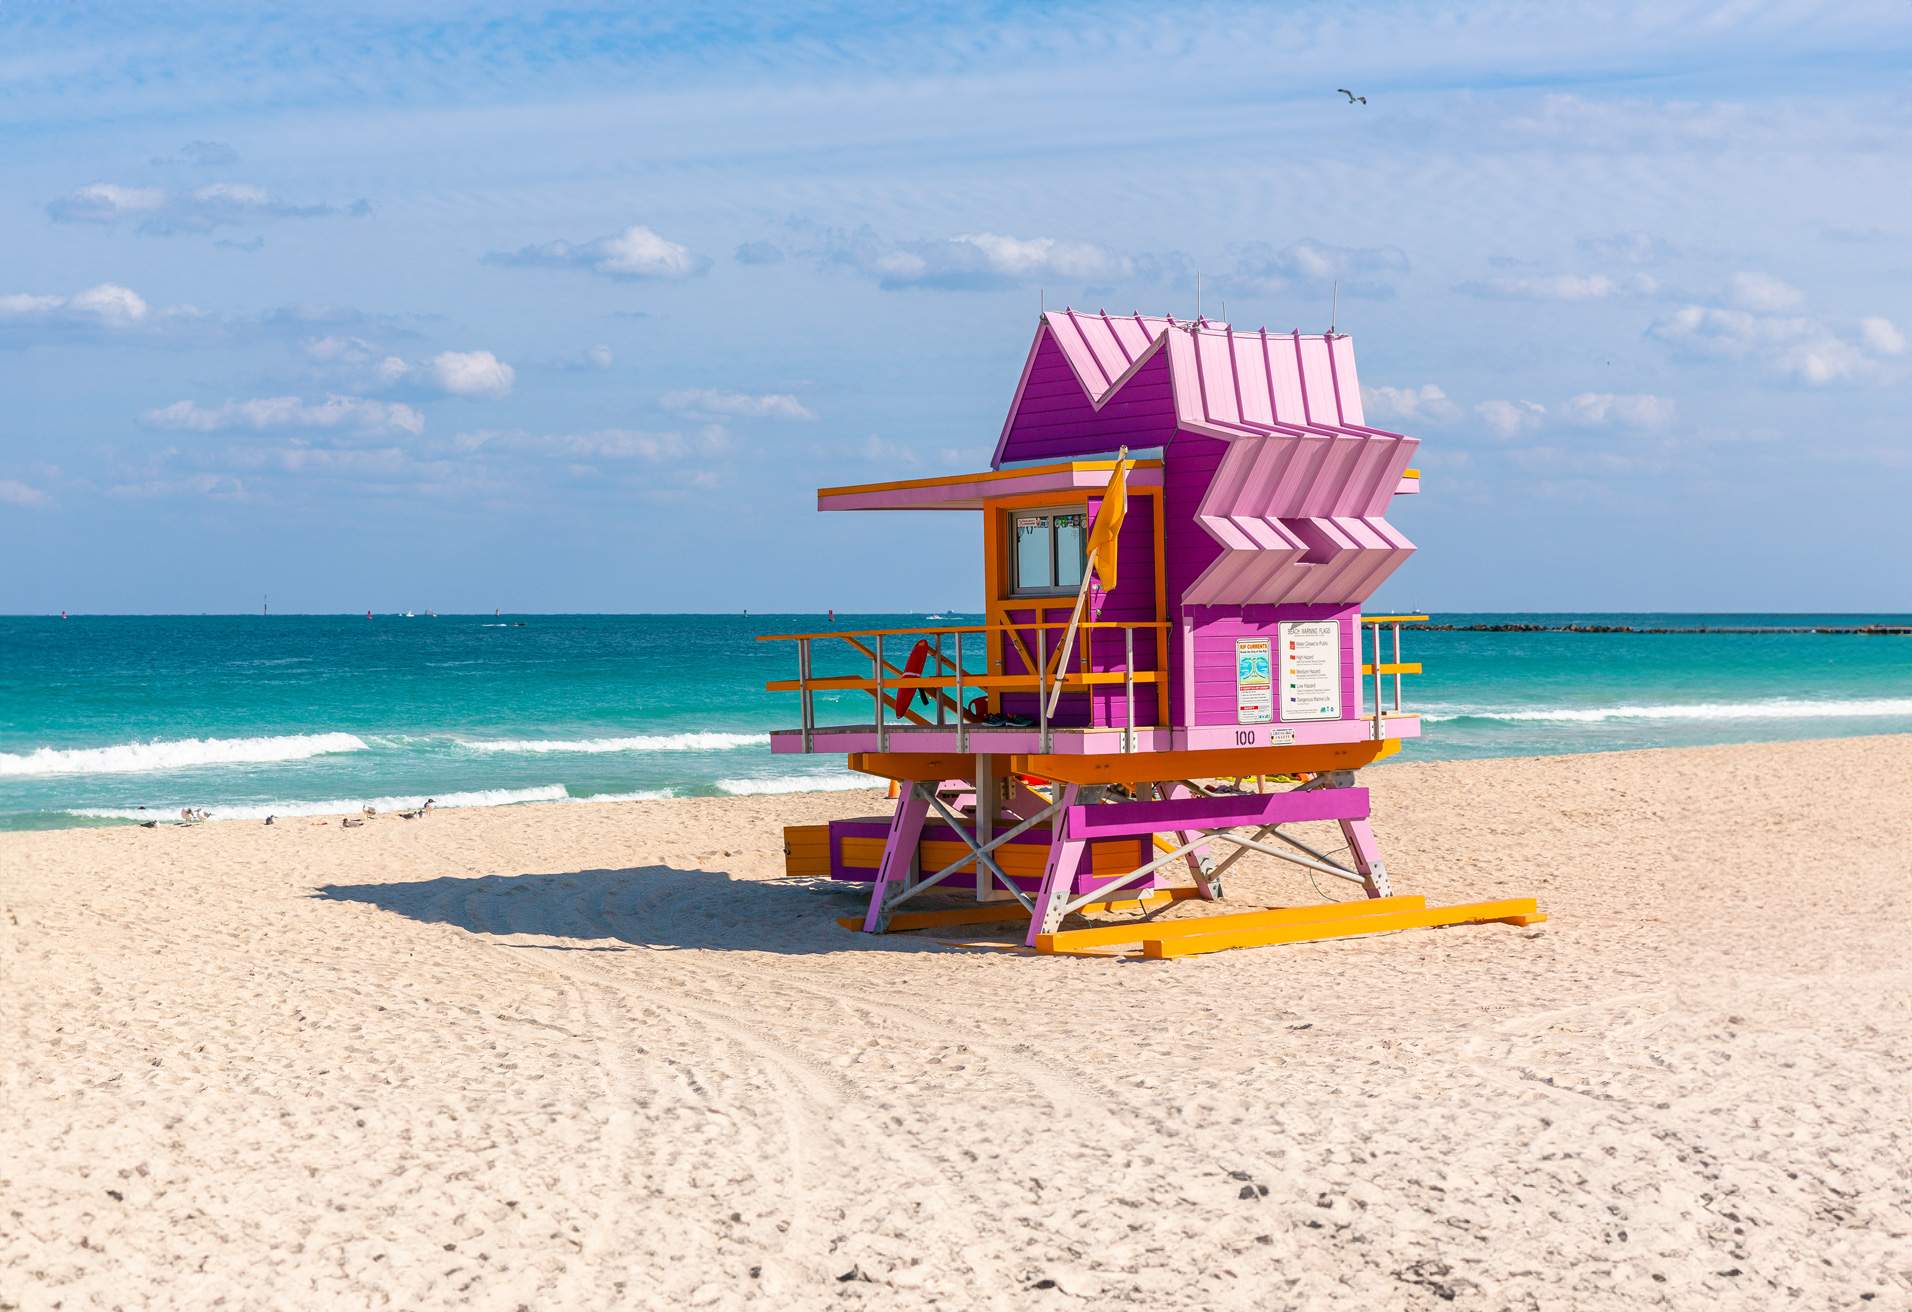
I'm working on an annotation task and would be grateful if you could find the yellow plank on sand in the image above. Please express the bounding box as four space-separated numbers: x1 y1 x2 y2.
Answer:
1143 898 1541 959
1035 895 1427 953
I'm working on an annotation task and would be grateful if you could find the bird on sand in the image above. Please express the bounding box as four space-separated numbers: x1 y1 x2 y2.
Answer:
1337 88 1367 104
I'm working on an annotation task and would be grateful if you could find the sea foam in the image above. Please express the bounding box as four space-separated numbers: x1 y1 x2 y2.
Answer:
714 773 877 796
0 732 370 778
1420 696 1912 724
67 784 568 822
457 732 768 754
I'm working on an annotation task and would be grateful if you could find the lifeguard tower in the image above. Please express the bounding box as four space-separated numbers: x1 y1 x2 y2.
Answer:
764 312 1541 956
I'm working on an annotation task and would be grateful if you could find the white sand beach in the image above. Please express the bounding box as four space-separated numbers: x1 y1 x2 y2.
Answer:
3 735 1908 1310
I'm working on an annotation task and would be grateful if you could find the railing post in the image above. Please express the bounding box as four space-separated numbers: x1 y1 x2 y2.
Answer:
1123 625 1135 753
1036 622 1049 754
955 629 967 754
1371 622 1384 741
934 631 947 726
798 637 814 753
875 632 887 753
1392 622 1403 714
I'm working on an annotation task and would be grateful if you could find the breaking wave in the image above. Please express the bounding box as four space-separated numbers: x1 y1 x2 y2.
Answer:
1420 697 1912 724
66 785 569 822
457 732 768 754
0 732 370 779
562 788 676 803
714 773 877 796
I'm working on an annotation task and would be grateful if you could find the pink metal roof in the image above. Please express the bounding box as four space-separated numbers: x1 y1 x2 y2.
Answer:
995 311 1406 465
994 312 1421 607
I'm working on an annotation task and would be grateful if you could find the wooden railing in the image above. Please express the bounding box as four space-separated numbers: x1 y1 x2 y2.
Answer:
758 620 1170 753
1359 615 1427 740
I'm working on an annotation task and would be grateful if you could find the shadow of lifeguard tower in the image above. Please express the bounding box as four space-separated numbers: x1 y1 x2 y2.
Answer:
762 311 1542 958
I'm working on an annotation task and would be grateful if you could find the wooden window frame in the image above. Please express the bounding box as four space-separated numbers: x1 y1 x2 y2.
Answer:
1007 505 1088 598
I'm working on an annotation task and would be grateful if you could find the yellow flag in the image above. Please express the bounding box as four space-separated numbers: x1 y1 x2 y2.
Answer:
1086 454 1129 590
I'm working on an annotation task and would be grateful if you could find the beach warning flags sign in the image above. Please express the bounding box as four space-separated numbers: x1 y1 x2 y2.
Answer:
1087 451 1129 590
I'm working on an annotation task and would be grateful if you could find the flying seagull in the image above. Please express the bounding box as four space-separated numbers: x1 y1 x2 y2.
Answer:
1338 88 1367 105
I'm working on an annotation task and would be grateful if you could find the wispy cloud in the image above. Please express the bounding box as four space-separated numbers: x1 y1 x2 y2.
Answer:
458 424 732 463
1475 399 1548 439
1459 271 1658 301
1363 384 1459 425
1649 301 1903 386
485 224 709 281
143 395 426 436
661 389 814 420
48 181 368 234
1563 393 1676 428
1224 239 1407 300
0 478 51 508
807 226 1158 292
149 140 240 167
1726 272 1804 312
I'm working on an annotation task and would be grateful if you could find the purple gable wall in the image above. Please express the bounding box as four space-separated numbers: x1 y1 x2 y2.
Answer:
999 494 1161 728
996 338 1178 466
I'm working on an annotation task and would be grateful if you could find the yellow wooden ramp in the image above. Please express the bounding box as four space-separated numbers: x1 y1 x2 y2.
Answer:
1037 896 1544 958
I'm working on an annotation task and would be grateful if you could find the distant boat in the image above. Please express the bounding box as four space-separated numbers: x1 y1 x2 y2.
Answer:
402 610 416 618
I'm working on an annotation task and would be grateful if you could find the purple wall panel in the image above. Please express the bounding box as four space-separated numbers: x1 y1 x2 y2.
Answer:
998 495 1161 728
998 342 1178 465
1184 603 1361 728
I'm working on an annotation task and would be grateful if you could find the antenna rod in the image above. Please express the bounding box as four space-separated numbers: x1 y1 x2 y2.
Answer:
1195 270 1202 320
1330 279 1339 335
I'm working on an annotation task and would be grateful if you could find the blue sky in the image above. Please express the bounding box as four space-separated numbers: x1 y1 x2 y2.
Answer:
2 0 1908 614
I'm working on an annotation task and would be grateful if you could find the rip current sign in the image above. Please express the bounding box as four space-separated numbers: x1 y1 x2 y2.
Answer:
1235 638 1273 725
1278 620 1342 722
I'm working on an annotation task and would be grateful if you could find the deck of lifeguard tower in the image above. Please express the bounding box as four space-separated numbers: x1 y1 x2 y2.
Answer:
759 311 1543 953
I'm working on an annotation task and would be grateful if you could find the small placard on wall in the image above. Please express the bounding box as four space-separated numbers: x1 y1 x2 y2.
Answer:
1235 638 1272 724
1278 620 1342 721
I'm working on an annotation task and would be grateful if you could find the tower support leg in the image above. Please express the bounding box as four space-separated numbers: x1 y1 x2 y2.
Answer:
1337 816 1393 899
1160 781 1222 901
861 783 930 932
1026 783 1084 942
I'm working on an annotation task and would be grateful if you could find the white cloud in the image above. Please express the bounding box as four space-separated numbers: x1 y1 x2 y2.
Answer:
811 225 1161 292
585 344 614 370
47 180 362 233
661 388 815 420
1579 232 1672 265
1226 238 1408 298
1362 384 1460 425
430 350 515 398
460 424 732 462
0 478 51 507
1563 392 1677 428
487 223 709 281
1727 272 1804 312
303 335 377 364
0 282 150 325
1475 399 1547 438
143 395 426 436
1649 302 1896 385
1860 317 1905 357
47 182 165 222
1460 271 1657 301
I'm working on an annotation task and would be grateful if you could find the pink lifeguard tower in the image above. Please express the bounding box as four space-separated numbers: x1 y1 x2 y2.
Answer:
766 312 1542 957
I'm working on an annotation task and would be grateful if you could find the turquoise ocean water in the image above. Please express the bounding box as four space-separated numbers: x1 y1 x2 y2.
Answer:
2 613 1908 831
